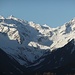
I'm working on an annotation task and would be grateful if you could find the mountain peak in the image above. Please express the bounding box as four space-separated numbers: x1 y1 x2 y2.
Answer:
42 24 51 28
9 15 14 17
0 15 5 19
71 17 75 23
7 15 18 21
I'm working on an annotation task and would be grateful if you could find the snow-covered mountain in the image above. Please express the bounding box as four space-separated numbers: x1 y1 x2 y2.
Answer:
0 15 75 68
30 39 75 74
1 15 75 74
0 15 51 66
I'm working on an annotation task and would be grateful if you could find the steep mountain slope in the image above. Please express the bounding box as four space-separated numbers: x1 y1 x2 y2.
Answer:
0 15 75 68
1 39 75 75
0 15 49 66
30 39 75 74
0 48 25 75
29 18 75 50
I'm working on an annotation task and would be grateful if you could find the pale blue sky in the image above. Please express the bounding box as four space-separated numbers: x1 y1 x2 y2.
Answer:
0 0 75 27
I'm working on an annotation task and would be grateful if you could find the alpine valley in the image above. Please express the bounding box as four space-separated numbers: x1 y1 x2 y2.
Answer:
0 15 75 75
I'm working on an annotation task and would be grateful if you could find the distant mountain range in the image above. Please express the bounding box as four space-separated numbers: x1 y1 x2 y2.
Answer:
0 15 75 75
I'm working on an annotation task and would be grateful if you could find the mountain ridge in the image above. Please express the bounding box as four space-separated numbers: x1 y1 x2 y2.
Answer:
0 16 75 62
1 15 75 74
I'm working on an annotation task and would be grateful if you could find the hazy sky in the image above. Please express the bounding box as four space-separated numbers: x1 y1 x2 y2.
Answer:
0 0 75 27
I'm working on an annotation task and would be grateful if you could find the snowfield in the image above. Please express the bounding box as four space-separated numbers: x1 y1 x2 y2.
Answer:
0 15 75 66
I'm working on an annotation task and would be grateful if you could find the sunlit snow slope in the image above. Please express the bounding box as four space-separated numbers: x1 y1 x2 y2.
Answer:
0 15 75 66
